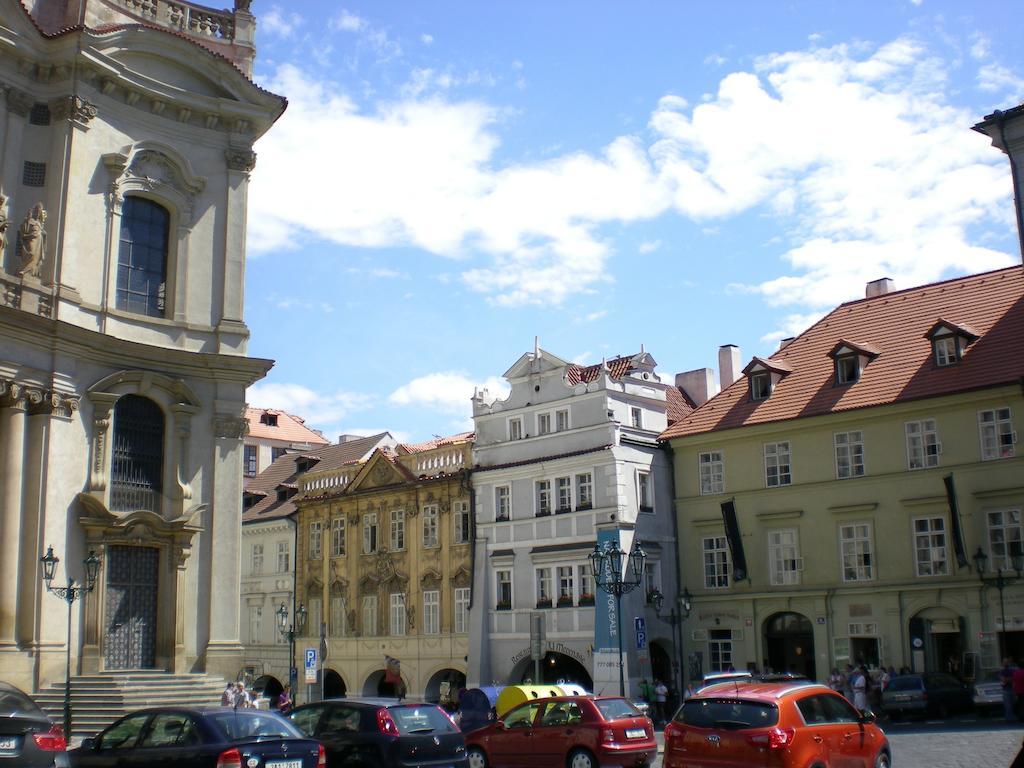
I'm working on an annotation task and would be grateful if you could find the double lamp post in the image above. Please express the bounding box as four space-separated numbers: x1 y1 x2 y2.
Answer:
39 545 101 738
974 545 1024 660
276 600 307 692
590 538 646 697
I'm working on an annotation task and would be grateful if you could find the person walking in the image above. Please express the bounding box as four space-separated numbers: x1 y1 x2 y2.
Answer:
654 679 668 724
827 668 843 692
1002 658 1018 722
221 683 236 707
277 684 293 715
852 667 868 711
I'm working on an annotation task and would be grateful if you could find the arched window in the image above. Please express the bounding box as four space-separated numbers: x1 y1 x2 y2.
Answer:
116 197 169 317
110 395 165 512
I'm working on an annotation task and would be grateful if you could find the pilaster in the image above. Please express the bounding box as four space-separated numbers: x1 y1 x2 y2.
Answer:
0 381 32 646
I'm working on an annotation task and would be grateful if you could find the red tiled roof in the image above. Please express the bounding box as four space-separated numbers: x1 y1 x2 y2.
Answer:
661 266 1024 440
565 355 638 385
245 408 329 445
397 431 474 454
665 386 696 425
242 432 390 523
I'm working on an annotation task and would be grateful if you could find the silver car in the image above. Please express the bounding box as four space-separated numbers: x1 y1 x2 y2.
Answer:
0 681 69 768
973 670 1005 715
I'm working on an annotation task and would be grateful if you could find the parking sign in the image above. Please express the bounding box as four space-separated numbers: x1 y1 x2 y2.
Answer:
634 617 647 650
304 647 318 684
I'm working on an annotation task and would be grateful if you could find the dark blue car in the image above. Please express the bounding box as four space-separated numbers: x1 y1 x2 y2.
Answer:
69 706 324 768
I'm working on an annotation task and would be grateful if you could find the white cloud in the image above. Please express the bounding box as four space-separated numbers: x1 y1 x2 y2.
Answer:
389 372 509 416
330 10 366 32
261 6 303 38
247 382 375 435
638 239 662 254
978 63 1024 101
268 295 335 313
581 310 608 323
969 34 990 61
250 36 1015 315
704 53 727 67
421 33 434 45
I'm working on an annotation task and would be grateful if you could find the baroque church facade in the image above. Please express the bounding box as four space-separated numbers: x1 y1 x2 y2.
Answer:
0 0 284 692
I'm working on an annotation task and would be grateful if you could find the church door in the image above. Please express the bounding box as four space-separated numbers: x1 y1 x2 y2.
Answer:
105 546 159 669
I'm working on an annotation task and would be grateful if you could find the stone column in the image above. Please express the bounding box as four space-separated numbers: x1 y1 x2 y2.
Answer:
217 148 256 352
0 382 28 647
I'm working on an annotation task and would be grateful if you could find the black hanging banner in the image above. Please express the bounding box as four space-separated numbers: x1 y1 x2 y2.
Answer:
944 474 969 569
720 499 748 582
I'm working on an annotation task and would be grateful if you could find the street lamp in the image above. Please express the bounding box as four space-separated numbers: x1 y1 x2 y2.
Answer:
276 600 306 692
974 545 1024 660
40 545 101 737
590 539 646 696
650 587 692 698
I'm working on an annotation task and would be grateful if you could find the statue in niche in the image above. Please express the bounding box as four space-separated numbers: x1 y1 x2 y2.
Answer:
0 194 8 255
18 203 46 279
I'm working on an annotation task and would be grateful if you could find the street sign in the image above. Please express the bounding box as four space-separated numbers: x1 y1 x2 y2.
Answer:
530 613 546 661
304 647 318 684
634 617 647 650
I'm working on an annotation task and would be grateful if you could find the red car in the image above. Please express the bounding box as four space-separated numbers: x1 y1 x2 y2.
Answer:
465 695 655 768
664 681 891 768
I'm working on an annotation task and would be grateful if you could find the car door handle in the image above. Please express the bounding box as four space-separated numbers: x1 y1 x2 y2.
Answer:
843 733 855 740
812 735 823 743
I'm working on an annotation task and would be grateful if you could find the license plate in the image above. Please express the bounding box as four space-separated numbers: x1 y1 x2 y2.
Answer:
0 736 17 752
267 761 302 768
626 728 646 739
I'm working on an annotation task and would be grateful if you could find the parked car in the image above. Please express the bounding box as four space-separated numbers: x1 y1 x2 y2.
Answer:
0 681 68 768
880 672 973 720
694 671 809 695
972 670 1005 716
664 681 890 768
69 706 324 767
465 695 656 768
288 698 466 768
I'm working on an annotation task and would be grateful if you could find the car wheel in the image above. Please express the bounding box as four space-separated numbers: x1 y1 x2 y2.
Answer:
874 750 892 768
468 746 489 768
568 748 596 768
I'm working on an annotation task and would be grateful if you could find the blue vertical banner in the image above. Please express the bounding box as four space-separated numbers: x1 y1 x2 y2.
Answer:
593 528 621 654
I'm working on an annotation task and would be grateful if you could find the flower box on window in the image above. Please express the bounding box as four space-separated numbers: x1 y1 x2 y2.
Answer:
535 597 553 609
496 600 511 611
576 502 592 511
557 595 574 607
535 510 551 518
556 507 572 515
578 593 595 606
496 514 510 522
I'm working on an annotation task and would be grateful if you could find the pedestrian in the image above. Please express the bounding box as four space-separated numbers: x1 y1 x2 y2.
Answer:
878 666 891 694
235 681 252 709
277 683 293 715
1012 664 1024 721
852 667 868 711
1003 658 1018 722
638 678 651 704
221 683 235 707
843 664 855 702
827 667 843 692
654 679 668 724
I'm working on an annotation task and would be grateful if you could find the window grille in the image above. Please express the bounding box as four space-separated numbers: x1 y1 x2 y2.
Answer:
117 197 169 317
23 161 46 187
110 395 164 512
29 103 51 125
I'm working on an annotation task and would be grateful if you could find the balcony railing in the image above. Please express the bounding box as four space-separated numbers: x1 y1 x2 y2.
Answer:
112 0 236 41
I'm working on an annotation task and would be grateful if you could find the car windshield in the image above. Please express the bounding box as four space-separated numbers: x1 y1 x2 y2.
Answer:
209 711 303 742
389 706 457 735
594 698 641 721
0 689 45 718
676 699 779 730
885 677 923 692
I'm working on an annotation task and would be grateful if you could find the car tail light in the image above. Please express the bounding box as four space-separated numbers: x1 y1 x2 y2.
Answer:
216 747 243 768
318 744 327 767
663 722 681 740
748 727 795 750
32 724 66 751
377 708 399 736
601 727 615 743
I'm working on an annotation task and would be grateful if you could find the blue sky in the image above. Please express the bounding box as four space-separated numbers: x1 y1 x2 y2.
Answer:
243 0 1023 444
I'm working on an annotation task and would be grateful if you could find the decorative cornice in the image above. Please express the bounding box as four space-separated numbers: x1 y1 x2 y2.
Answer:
225 147 257 173
214 415 248 439
52 95 97 127
4 87 32 117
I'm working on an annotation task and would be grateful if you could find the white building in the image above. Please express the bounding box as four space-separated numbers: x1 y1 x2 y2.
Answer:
469 346 694 698
0 0 284 694
243 408 329 479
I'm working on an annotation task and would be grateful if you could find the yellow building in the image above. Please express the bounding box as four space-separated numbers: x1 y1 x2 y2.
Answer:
294 433 473 702
662 267 1024 683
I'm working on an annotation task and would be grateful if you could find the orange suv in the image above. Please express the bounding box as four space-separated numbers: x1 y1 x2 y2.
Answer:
663 681 891 768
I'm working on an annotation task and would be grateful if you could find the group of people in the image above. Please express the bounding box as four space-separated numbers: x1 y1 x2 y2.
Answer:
827 663 896 711
637 678 670 723
221 680 294 711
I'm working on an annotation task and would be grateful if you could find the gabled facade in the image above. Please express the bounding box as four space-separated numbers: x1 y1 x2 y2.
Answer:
294 433 473 703
0 0 284 693
662 266 1024 682
243 407 330 478
469 346 692 696
240 432 395 702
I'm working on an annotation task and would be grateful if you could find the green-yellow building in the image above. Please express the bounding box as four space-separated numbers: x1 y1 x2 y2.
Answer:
662 266 1024 683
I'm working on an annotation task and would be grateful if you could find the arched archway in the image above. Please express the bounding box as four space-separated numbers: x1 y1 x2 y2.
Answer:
649 640 673 689
423 668 466 707
763 612 815 679
510 651 594 689
254 675 284 707
324 669 347 699
909 607 965 674
364 669 408 698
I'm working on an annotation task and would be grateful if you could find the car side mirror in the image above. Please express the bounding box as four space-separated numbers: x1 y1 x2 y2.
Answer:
497 720 506 729
859 710 876 724
81 737 96 750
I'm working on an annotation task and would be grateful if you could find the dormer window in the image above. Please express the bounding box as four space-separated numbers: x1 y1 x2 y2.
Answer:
925 319 978 368
827 340 879 387
742 357 793 402
260 412 279 427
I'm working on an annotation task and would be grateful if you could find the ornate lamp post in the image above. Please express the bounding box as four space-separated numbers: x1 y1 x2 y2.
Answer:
650 587 692 698
590 539 646 696
40 545 101 737
974 546 1024 660
276 600 306 691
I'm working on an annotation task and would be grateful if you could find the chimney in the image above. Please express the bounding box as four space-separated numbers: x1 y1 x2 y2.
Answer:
972 107 1024 263
778 337 795 351
718 345 741 392
675 369 719 407
865 278 894 298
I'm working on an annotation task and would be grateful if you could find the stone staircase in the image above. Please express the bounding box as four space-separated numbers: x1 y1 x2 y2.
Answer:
34 670 228 738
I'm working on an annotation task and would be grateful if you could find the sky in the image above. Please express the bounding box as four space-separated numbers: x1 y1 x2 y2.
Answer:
242 0 1024 445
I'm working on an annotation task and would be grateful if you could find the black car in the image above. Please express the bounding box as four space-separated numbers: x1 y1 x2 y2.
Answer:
288 698 467 768
69 706 324 767
881 672 973 719
0 681 68 768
